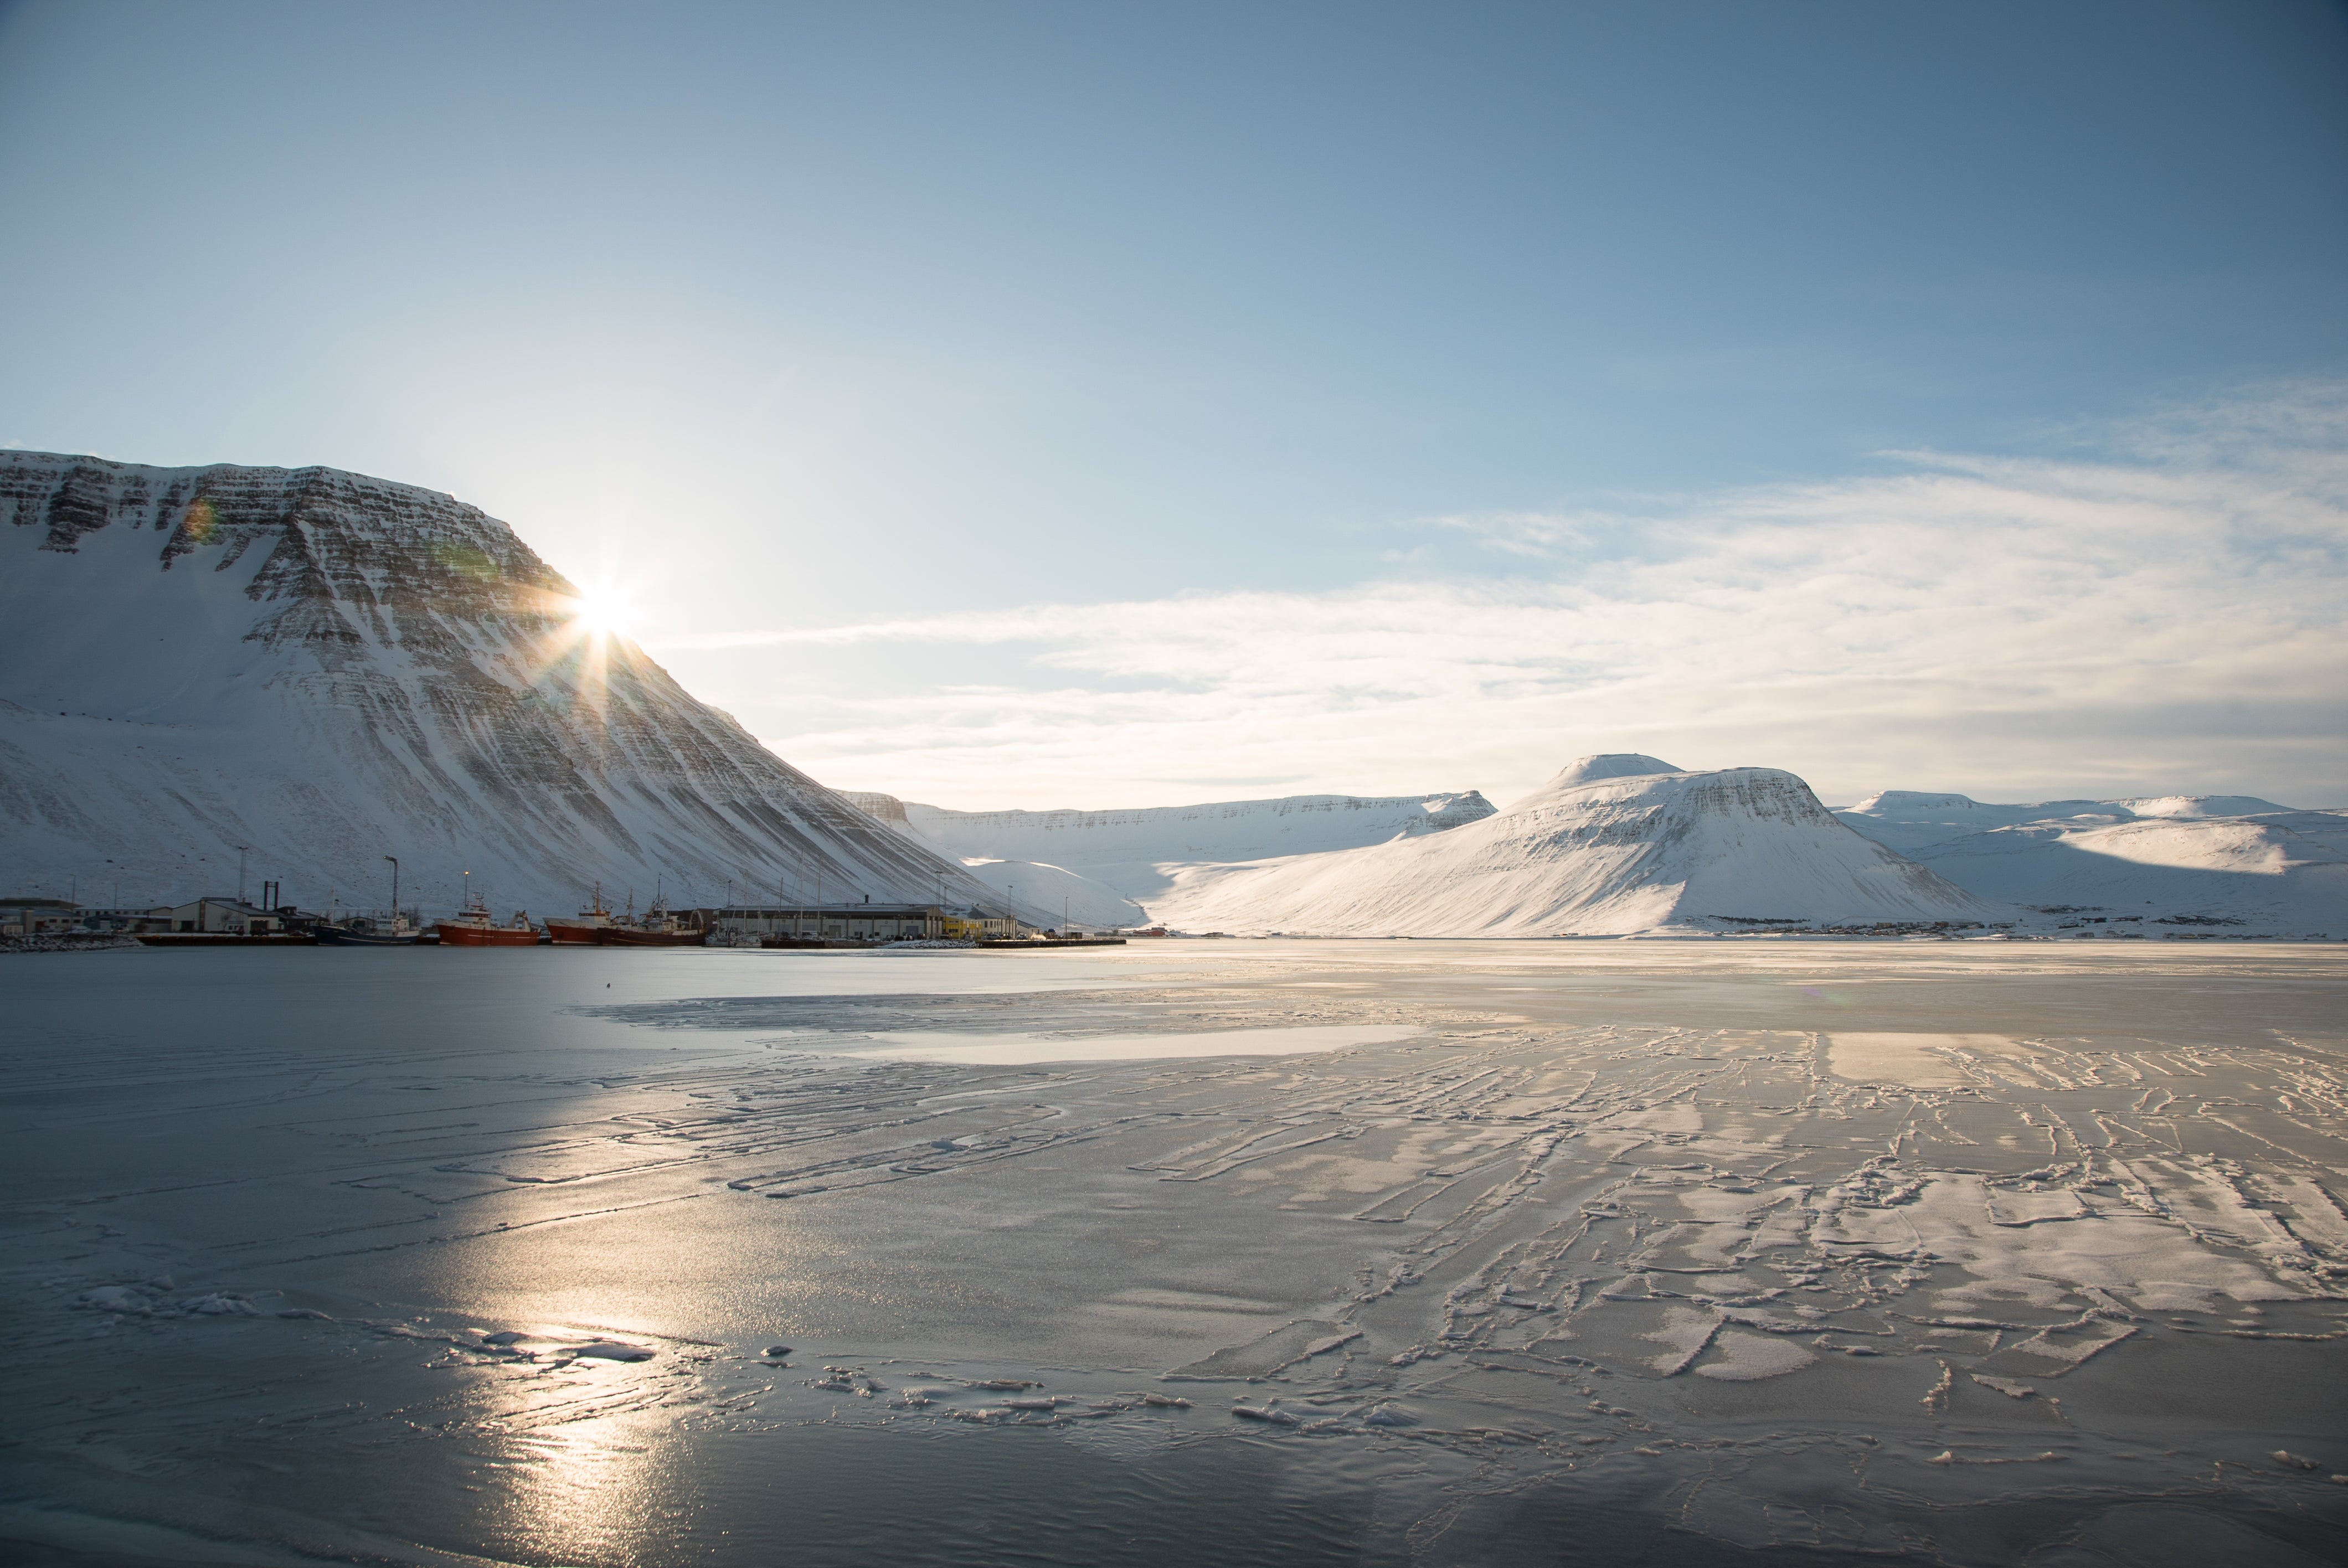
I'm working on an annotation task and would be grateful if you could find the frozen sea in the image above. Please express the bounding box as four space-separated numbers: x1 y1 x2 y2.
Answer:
3 940 2345 1566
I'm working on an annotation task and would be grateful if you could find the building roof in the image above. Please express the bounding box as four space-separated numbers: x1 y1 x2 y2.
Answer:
707 903 946 916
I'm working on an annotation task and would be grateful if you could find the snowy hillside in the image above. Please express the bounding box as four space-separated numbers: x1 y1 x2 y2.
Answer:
1839 790 2345 934
1149 755 1993 937
950 859 1146 930
893 788 1496 904
838 791 1145 927
0 452 1033 920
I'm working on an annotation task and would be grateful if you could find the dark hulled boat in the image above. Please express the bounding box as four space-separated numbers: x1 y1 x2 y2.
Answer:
598 895 706 947
435 896 542 947
544 884 614 946
313 916 420 946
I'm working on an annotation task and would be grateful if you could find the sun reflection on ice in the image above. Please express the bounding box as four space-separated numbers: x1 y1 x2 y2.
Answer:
488 1407 691 1564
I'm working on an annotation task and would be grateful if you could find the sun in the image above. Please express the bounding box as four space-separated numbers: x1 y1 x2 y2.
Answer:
534 575 646 702
565 585 638 641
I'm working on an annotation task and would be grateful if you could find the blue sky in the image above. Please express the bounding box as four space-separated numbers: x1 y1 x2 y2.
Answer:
3 2 2344 806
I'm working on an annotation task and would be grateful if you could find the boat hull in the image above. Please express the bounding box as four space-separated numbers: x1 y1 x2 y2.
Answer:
599 927 707 947
543 920 609 945
435 923 542 947
313 925 419 947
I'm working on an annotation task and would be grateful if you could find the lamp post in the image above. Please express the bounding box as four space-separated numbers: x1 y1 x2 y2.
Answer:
384 856 400 930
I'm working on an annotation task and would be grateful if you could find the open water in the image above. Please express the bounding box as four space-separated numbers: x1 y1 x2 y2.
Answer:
3 940 2345 1566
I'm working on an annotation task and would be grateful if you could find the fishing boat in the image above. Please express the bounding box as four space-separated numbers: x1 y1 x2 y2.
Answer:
544 884 614 946
435 896 542 947
598 894 706 948
313 914 421 946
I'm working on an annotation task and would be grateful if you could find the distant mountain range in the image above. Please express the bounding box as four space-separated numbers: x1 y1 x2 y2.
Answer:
0 452 1025 921
7 450 2337 939
842 788 1496 928
1143 755 1996 936
1836 791 2346 934
854 761 2343 938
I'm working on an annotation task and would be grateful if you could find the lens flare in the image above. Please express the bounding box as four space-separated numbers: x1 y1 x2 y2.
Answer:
528 577 646 719
568 589 636 641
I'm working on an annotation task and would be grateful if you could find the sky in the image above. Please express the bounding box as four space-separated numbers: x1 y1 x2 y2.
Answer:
2 0 2344 808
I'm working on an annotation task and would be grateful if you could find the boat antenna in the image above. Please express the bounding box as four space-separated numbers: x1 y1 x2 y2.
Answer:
384 856 399 924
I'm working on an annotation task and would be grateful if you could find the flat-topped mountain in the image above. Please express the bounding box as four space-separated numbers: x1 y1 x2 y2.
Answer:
1149 755 1993 936
0 452 1017 918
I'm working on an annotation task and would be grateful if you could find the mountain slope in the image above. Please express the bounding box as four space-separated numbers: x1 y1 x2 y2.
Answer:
1838 790 2346 933
0 451 1028 919
1150 755 1993 936
898 789 1496 904
839 791 1146 927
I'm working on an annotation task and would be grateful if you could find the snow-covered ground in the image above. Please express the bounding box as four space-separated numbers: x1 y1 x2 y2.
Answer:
1839 790 2348 936
0 453 1036 921
1148 755 1994 936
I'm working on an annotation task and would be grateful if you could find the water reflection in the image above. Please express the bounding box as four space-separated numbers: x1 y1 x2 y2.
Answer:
481 1398 694 1565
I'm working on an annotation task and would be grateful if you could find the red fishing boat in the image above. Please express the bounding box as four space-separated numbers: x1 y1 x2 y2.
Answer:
544 884 614 946
435 895 542 947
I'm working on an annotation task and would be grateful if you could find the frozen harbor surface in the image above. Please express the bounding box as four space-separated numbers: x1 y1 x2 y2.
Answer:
3 941 2345 1566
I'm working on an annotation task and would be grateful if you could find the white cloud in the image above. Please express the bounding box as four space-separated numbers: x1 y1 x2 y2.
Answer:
651 390 2348 811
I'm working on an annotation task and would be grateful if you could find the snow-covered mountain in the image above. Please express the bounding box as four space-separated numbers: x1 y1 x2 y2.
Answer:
0 452 1034 920
1148 755 1994 937
838 791 1146 929
892 788 1496 905
1838 790 2346 934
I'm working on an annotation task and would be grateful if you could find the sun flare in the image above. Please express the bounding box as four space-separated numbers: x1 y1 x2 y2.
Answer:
565 587 638 641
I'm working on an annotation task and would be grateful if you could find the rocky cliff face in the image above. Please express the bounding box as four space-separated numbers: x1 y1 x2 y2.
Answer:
1150 756 1994 936
0 452 1019 917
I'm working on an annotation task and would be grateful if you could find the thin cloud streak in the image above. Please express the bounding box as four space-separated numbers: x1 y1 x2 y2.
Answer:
655 394 2348 811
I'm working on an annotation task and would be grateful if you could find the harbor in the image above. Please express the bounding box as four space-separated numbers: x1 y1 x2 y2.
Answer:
7 891 1121 951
